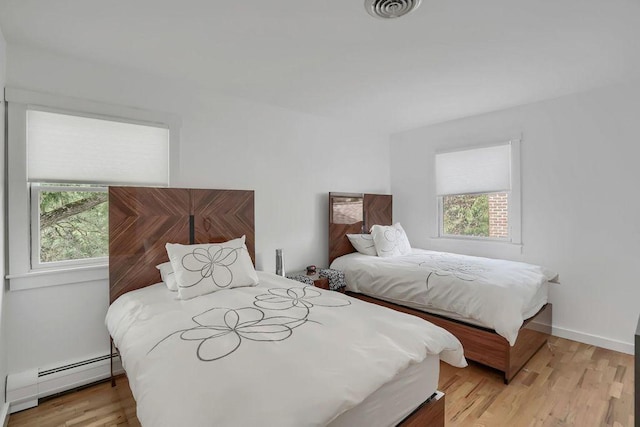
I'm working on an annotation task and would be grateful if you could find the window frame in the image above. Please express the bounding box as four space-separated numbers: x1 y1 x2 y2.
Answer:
30 184 109 270
435 139 522 245
6 87 181 291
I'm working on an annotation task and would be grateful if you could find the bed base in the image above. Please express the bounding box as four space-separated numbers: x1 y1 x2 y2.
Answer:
110 362 444 427
348 292 552 384
398 391 445 427
110 333 444 424
110 337 119 387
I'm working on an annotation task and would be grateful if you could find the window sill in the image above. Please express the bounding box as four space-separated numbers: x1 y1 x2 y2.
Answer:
7 264 108 291
427 237 523 258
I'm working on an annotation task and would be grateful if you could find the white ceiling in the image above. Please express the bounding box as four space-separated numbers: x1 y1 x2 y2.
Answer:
1 0 639 133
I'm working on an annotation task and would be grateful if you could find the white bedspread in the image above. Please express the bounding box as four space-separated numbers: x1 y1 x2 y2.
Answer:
107 272 465 427
331 249 557 346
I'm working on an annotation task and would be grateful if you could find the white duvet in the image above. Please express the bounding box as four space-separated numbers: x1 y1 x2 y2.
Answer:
106 272 465 427
331 249 558 346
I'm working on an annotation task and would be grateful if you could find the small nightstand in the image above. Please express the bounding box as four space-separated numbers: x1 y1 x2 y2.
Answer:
286 271 346 292
287 271 330 290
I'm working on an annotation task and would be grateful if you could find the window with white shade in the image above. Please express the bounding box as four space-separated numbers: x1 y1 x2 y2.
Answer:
6 88 179 288
435 140 521 242
26 110 170 269
27 110 169 186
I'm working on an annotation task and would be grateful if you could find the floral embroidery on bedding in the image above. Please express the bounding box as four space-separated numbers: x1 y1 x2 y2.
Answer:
408 253 488 289
254 286 349 310
180 245 243 288
148 286 350 361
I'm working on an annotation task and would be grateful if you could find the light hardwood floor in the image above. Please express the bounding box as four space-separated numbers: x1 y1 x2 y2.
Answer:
7 336 634 427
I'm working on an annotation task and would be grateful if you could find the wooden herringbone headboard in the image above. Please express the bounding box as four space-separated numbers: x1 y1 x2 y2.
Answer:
328 192 392 265
109 187 255 303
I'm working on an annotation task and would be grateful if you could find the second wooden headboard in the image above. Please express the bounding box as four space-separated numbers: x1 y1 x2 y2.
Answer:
328 192 392 265
109 187 255 303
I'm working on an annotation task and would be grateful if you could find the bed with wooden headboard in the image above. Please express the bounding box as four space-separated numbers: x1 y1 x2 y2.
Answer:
329 191 552 384
107 186 454 427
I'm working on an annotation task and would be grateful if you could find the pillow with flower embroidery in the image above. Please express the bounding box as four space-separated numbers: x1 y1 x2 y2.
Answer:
370 223 412 258
393 223 412 255
166 235 258 300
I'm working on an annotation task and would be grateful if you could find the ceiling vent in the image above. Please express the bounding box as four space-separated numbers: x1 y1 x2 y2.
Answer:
365 0 422 19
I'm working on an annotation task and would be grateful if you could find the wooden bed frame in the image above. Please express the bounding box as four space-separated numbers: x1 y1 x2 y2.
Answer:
329 191 552 384
107 186 444 426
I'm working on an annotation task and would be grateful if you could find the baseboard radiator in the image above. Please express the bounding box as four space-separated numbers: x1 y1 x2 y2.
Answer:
6 354 123 414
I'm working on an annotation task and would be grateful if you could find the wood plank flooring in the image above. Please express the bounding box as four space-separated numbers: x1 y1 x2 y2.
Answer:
8 336 634 427
7 379 139 427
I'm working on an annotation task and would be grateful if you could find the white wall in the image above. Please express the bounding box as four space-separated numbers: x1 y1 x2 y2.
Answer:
5 45 390 372
0 22 7 411
390 80 640 353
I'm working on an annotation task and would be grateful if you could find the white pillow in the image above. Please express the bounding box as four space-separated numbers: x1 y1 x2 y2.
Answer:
394 223 412 255
370 223 412 258
346 234 377 256
156 261 178 291
166 235 258 300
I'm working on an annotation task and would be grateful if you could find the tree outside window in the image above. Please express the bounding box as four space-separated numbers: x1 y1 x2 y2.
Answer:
35 186 108 264
442 192 509 239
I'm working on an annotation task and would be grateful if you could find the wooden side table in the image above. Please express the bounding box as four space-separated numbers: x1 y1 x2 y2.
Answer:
288 271 329 290
287 271 345 292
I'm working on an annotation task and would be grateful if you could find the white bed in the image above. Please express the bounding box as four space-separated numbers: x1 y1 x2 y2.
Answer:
331 355 441 427
107 272 466 427
331 249 557 346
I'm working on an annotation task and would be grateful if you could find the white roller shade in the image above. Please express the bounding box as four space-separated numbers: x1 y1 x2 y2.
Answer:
436 143 511 196
27 110 169 185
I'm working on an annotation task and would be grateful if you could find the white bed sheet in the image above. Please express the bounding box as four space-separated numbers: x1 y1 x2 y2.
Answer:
331 249 557 345
330 354 440 427
406 281 550 329
107 272 465 427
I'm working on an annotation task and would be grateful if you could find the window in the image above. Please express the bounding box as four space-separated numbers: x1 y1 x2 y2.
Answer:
441 192 509 238
25 109 170 269
6 87 180 290
31 184 108 268
435 141 521 243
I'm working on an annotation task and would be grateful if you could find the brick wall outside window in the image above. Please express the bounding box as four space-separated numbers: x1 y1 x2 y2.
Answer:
488 193 508 238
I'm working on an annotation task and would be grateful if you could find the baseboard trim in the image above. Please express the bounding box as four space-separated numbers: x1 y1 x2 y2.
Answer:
552 326 633 355
1 402 9 427
7 355 124 415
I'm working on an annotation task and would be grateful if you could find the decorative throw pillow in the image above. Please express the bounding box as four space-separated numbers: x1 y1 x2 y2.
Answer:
394 223 412 255
346 234 377 256
166 235 258 300
156 261 178 291
370 223 412 258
